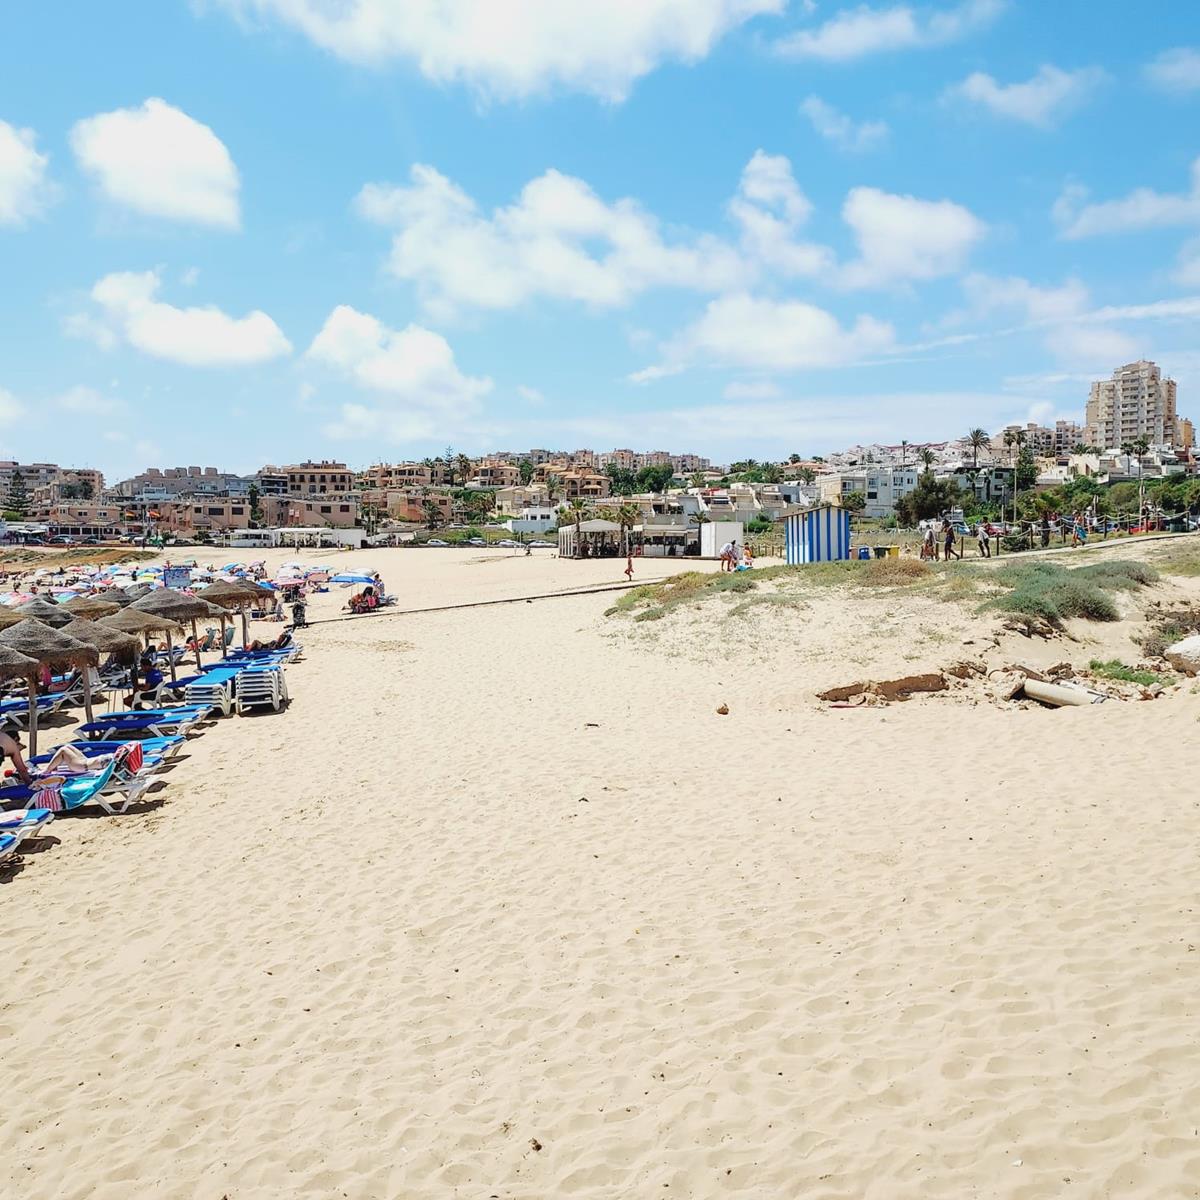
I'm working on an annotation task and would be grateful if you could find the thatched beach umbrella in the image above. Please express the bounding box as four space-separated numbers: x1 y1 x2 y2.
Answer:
98 587 133 607
124 583 154 600
97 608 186 688
132 588 231 674
0 644 38 683
59 618 140 725
15 597 73 629
0 607 27 632
62 595 120 619
0 620 98 755
198 580 262 655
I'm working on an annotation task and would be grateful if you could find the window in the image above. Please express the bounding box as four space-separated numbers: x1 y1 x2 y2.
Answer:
339 504 349 513
231 507 244 516
320 505 331 514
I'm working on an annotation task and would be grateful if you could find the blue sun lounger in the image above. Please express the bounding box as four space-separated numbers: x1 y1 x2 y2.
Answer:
0 808 55 843
78 710 208 740
38 736 186 760
0 758 148 815
0 832 19 863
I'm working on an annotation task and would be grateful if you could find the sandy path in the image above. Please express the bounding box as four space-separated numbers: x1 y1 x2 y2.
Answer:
2 549 1197 1198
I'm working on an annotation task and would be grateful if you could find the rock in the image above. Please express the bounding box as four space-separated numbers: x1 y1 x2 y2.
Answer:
987 670 1027 702
946 660 986 679
1164 635 1200 675
817 683 867 702
1148 683 1165 697
1047 662 1074 679
869 673 948 701
716 703 730 715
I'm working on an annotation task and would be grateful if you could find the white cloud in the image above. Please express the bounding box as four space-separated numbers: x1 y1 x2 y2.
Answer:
948 64 1105 127
799 95 888 151
1175 237 1200 287
216 0 782 100
357 163 746 314
962 272 1089 323
1045 323 1141 366
839 187 986 287
728 150 832 277
516 384 545 405
0 120 53 226
723 379 782 399
638 292 895 376
1054 157 1200 238
776 0 1005 61
74 269 291 366
1145 47 1200 94
55 385 125 416
308 304 492 441
70 98 240 228
0 386 23 422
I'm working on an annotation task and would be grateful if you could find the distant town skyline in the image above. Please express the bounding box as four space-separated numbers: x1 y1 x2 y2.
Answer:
3 4 1200 476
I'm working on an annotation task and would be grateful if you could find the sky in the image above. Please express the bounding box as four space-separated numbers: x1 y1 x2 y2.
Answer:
2 0 1200 479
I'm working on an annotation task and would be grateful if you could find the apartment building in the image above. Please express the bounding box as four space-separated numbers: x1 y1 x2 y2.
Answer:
282 460 355 496
158 498 253 533
598 448 637 471
472 460 521 488
818 466 920 518
1086 360 1178 448
111 465 248 498
671 454 712 474
262 495 360 528
359 461 455 489
39 500 124 535
1175 416 1195 450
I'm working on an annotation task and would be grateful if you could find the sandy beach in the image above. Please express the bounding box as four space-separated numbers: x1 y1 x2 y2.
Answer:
2 545 1199 1199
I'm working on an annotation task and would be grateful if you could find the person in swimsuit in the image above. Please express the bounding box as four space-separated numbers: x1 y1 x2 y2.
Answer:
0 730 33 785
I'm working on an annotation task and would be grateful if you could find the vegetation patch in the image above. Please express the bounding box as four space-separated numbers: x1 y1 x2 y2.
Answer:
982 559 1156 627
1087 658 1171 686
1138 608 1200 658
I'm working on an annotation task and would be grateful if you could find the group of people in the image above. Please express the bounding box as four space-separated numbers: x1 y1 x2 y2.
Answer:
718 540 753 572
921 518 997 561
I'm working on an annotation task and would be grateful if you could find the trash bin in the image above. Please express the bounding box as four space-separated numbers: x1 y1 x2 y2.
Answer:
857 546 871 560
886 546 900 558
873 546 887 558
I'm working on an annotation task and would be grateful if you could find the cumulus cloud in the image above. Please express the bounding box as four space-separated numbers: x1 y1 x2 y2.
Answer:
962 273 1090 323
799 95 888 152
55 385 125 416
72 270 291 366
0 119 53 226
634 292 895 378
1045 323 1141 366
947 64 1105 126
839 187 986 288
215 0 782 100
0 386 23 422
776 0 1005 61
1144 47 1200 94
308 304 493 441
70 98 240 228
723 379 782 399
356 163 746 314
1054 157 1200 238
1175 237 1200 287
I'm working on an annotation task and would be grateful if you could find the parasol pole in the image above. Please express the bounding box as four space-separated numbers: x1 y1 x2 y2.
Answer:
163 628 178 684
191 618 202 670
240 605 249 651
82 664 94 727
27 670 38 758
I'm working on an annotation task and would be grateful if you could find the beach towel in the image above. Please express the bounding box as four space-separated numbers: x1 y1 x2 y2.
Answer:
33 786 64 813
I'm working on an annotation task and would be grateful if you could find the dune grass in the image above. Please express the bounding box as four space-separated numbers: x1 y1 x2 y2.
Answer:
1088 658 1170 686
979 559 1159 627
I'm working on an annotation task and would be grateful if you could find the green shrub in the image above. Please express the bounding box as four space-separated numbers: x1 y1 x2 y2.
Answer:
1074 560 1159 588
1088 659 1168 686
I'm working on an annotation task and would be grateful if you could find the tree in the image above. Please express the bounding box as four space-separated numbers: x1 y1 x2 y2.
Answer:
796 467 816 484
455 453 473 486
688 471 707 490
562 497 590 545
615 503 640 553
918 448 936 472
967 427 989 468
518 458 535 485
788 453 801 464
761 463 783 484
841 490 867 513
7 470 28 516
1015 444 1038 491
247 483 263 527
606 464 637 495
635 463 674 494
894 477 963 526
421 500 445 530
1003 429 1016 464
900 439 909 467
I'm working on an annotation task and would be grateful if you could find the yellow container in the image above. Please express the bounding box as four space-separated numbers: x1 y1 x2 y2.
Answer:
887 545 900 558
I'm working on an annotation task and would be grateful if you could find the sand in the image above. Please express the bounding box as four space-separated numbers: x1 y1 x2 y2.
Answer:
2 545 1198 1199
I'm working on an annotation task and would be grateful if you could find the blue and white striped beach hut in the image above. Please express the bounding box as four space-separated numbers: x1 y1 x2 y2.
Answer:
784 504 852 564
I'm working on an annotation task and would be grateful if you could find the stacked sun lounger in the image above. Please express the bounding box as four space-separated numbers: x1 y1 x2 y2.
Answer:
235 664 287 714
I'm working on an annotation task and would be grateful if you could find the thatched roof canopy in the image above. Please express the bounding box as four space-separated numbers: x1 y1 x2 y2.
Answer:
59 617 141 663
62 596 120 619
98 608 185 637
199 580 263 608
0 607 28 632
0 644 38 683
14 597 73 628
124 583 154 600
133 588 230 623
98 587 133 607
0 619 99 671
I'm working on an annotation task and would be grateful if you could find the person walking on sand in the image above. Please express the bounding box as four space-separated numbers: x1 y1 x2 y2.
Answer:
977 520 991 557
942 518 957 562
624 551 634 581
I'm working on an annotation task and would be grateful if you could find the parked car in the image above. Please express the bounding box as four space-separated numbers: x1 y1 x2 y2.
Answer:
427 538 449 547
528 539 554 547
496 539 518 547
467 537 486 546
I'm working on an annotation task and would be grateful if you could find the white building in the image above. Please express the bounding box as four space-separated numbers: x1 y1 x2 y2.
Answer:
1086 360 1178 448
819 466 919 518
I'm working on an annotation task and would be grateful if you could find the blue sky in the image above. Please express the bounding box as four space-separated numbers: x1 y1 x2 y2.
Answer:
2 0 1199 479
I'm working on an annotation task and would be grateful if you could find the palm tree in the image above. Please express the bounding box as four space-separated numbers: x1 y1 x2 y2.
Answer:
562 497 590 553
544 473 561 505
967 427 989 468
1003 429 1016 465
1131 435 1150 519
761 463 783 484
918 448 936 473
900 439 909 467
616 503 641 554
688 471 707 490
455 453 473 487
421 500 444 530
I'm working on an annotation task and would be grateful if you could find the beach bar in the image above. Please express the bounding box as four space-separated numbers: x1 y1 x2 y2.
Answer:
784 504 852 564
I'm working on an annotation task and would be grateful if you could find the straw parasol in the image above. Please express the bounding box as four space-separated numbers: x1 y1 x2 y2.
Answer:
0 644 37 683
60 618 140 725
197 580 263 654
132 588 232 674
15 597 73 629
98 608 185 639
124 583 154 600
0 620 99 755
61 595 120 619
0 607 27 632
98 587 133 607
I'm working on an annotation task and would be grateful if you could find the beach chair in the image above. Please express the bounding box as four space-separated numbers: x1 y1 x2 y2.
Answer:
182 667 241 717
0 693 69 728
235 665 286 714
78 708 209 740
49 736 186 760
0 808 55 844
7 752 151 815
0 832 18 864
